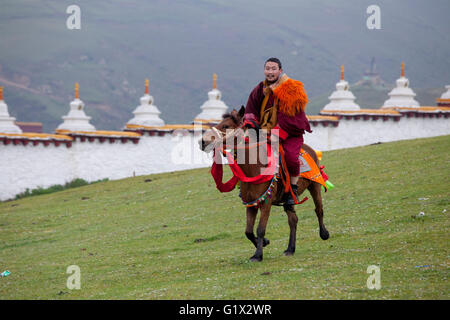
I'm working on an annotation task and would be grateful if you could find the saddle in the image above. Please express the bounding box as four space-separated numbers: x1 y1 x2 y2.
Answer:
273 145 328 206
241 98 328 205
257 111 326 193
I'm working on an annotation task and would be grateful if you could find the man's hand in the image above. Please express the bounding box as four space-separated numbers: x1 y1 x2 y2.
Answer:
243 119 260 130
243 113 260 130
271 124 288 141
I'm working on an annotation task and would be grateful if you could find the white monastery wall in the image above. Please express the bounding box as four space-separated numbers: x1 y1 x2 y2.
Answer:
0 131 213 201
1 116 449 201
0 143 73 201
1 72 449 201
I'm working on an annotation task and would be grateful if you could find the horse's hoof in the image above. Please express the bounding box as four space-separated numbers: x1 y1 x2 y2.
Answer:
283 250 295 256
250 255 263 262
320 228 330 240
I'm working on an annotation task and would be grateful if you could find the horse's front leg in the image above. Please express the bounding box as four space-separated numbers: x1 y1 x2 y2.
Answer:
250 204 271 262
245 206 258 248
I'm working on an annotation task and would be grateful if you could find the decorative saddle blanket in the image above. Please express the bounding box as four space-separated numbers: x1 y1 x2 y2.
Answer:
298 148 327 191
211 143 329 195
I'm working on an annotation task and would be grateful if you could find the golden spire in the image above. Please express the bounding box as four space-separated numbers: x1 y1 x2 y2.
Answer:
340 65 344 80
213 73 217 89
145 79 149 94
0 86 3 101
401 61 405 77
75 82 79 99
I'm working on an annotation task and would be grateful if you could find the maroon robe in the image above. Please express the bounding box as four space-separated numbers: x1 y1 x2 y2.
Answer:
245 81 312 176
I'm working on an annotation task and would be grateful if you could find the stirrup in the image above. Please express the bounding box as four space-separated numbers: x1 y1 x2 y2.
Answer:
285 194 298 205
285 185 298 205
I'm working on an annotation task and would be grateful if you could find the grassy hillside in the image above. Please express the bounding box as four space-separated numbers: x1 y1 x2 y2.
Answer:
0 0 449 131
0 135 449 299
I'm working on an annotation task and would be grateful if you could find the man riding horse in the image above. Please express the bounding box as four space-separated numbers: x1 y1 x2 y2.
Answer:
244 57 311 205
199 58 329 262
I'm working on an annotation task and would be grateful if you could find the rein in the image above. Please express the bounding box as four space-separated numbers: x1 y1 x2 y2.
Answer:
211 143 275 188
233 139 268 150
224 140 275 183
209 124 308 207
210 125 277 207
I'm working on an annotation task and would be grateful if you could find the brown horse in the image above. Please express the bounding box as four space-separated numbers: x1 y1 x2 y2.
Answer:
199 106 329 262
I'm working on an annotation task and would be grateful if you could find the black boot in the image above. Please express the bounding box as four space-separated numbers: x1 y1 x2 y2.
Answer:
285 184 298 205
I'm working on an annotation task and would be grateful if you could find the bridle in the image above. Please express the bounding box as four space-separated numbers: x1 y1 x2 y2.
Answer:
210 122 269 152
210 126 240 142
208 120 280 208
209 124 245 153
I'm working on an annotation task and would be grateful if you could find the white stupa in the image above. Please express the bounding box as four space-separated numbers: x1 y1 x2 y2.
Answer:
382 62 420 109
322 65 361 111
57 83 96 132
436 85 450 107
439 85 450 100
127 79 165 127
0 86 22 133
194 74 229 123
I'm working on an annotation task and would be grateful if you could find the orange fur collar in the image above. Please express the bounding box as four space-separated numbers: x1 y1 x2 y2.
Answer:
270 74 308 116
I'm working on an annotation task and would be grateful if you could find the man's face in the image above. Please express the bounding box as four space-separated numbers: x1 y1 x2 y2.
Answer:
264 61 282 84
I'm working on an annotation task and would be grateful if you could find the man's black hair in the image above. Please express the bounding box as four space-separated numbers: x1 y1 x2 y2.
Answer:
265 57 282 69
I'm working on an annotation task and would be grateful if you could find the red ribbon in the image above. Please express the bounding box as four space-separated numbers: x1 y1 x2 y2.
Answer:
210 144 276 192
211 159 240 192
319 165 328 181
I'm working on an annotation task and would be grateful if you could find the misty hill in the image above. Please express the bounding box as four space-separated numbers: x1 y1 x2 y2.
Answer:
0 0 449 132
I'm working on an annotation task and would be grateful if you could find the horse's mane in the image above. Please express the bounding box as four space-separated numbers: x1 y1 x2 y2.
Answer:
222 112 241 125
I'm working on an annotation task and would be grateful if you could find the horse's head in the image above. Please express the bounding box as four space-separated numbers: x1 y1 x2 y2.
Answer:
199 106 245 152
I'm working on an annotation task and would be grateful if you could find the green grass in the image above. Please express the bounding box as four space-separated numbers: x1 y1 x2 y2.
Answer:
0 135 449 299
